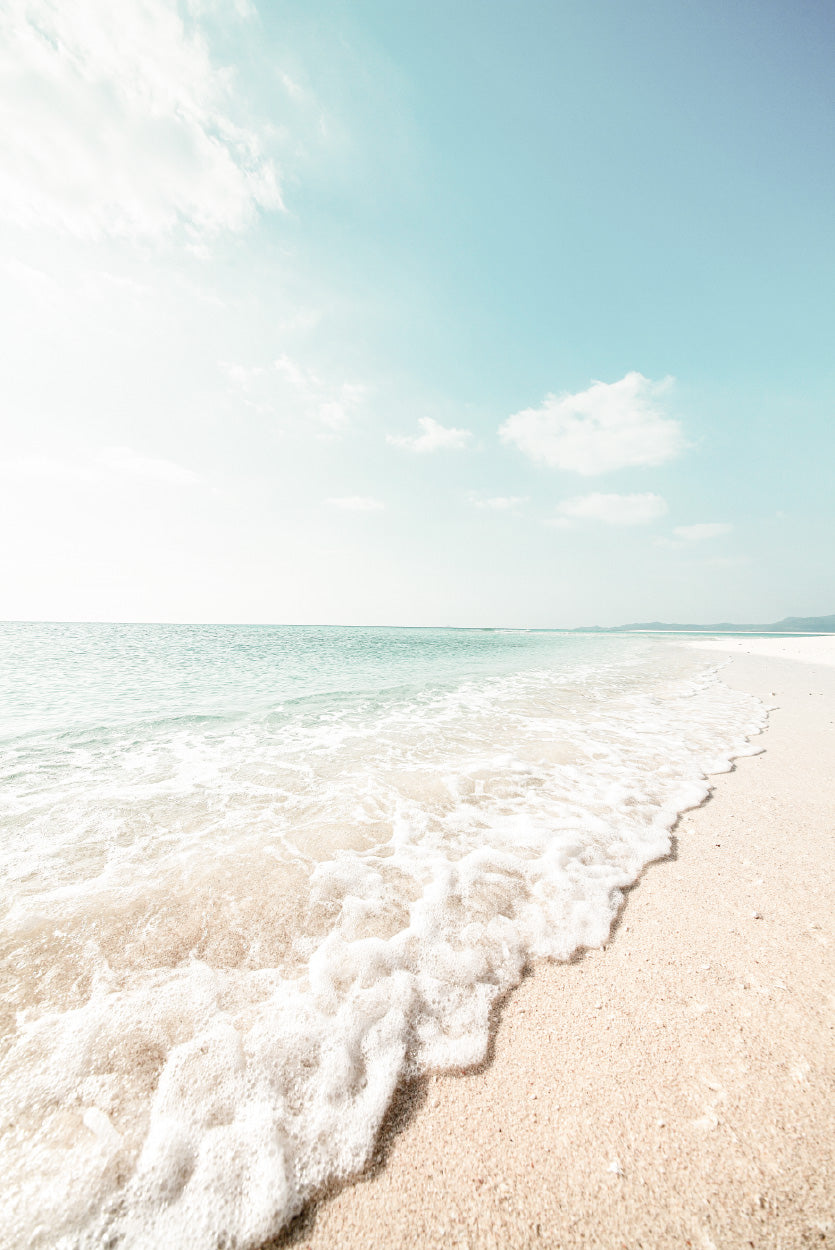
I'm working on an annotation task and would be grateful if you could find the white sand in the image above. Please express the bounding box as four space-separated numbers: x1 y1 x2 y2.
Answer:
274 642 835 1249
689 633 835 665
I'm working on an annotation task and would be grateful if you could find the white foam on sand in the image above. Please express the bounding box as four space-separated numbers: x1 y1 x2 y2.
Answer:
0 657 767 1250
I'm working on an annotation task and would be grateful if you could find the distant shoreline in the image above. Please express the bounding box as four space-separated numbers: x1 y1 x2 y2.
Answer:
583 628 833 636
571 611 835 634
1 615 833 634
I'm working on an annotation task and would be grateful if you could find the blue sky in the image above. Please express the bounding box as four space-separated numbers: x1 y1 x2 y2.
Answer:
0 0 832 625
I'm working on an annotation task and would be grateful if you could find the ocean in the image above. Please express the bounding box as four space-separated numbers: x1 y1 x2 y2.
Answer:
0 623 765 1249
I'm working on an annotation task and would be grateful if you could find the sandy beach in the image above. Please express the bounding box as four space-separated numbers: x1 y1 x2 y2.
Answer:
275 638 835 1249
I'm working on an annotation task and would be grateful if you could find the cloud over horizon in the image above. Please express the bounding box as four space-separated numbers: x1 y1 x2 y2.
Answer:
499 372 684 475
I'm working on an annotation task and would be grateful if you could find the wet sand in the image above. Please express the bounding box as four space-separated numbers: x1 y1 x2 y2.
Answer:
275 639 835 1249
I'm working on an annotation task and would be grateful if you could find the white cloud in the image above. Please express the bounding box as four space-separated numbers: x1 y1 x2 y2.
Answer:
0 455 92 484
223 354 365 430
549 492 668 527
655 521 733 549
327 496 384 512
673 522 732 542
387 417 472 453
0 0 281 240
700 555 746 568
278 71 307 103
94 446 201 485
467 493 528 512
0 448 200 486
499 372 684 475
274 355 366 430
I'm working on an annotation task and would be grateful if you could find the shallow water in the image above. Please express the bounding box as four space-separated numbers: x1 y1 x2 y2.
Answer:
0 624 765 1248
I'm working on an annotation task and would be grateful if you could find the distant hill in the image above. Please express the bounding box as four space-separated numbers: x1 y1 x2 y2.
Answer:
575 614 835 634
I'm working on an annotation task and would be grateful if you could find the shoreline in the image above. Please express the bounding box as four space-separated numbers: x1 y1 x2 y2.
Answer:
275 641 835 1248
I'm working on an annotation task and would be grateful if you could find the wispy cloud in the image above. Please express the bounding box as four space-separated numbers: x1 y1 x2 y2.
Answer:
655 522 733 549
222 354 366 431
673 522 732 541
387 417 472 453
0 456 89 484
94 447 201 485
466 493 528 512
0 0 281 241
326 496 384 511
0 447 201 486
274 356 365 431
548 492 668 527
500 373 684 475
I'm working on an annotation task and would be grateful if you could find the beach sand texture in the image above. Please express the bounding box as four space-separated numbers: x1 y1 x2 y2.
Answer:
275 643 835 1249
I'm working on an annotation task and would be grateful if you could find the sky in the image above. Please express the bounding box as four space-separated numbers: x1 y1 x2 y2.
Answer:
1 0 833 627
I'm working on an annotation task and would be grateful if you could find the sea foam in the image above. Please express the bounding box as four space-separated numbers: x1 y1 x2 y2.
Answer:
0 625 766 1248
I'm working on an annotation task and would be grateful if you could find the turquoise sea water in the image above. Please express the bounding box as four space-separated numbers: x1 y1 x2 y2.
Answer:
0 624 765 1249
